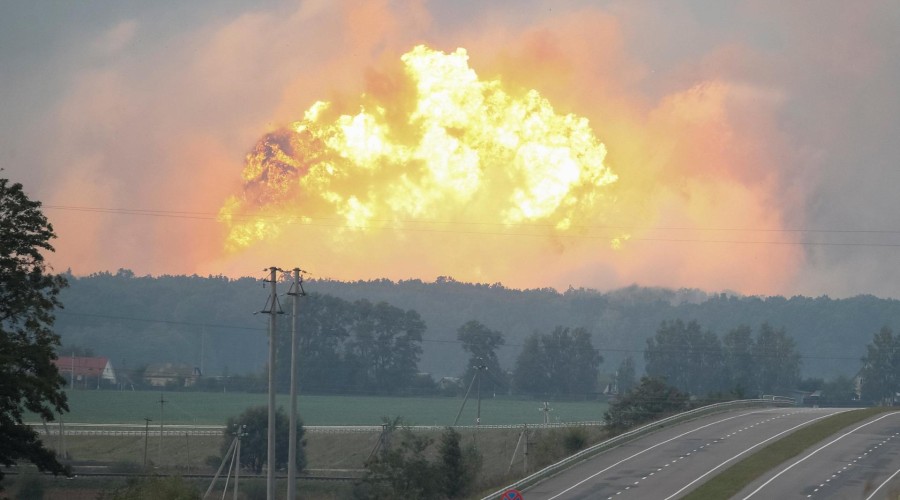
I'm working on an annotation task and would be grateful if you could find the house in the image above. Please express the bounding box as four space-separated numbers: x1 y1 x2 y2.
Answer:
143 363 201 387
54 356 117 388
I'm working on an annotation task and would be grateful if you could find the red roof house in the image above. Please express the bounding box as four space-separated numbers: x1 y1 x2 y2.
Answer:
53 356 117 388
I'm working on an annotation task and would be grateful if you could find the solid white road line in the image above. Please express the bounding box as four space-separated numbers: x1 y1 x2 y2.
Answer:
545 410 771 500
742 411 900 499
865 465 900 500
663 409 849 500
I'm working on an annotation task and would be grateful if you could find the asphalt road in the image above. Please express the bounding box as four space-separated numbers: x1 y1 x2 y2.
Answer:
736 410 900 500
524 407 851 500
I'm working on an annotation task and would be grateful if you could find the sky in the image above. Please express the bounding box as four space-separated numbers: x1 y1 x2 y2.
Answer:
2 0 899 298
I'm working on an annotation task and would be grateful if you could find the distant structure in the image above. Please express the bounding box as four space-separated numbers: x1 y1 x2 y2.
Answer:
143 362 201 388
54 356 117 389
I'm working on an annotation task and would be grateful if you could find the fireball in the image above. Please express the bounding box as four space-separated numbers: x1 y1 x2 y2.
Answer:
219 45 619 258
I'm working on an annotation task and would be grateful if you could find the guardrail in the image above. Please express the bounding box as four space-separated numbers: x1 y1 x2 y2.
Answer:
480 398 794 500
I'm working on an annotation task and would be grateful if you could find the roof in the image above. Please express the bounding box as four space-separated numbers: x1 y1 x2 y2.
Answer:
53 356 110 376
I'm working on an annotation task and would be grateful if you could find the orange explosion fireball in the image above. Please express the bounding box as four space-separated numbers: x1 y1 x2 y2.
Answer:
219 45 620 255
216 43 800 292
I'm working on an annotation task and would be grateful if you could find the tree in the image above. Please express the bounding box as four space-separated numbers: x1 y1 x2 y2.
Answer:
513 333 548 395
644 320 723 396
356 428 438 499
0 178 69 488
512 327 601 397
222 406 305 474
617 356 637 394
753 323 801 395
722 325 755 395
346 301 425 393
276 293 354 393
860 327 899 404
356 426 477 499
604 377 690 431
566 328 602 395
457 320 506 393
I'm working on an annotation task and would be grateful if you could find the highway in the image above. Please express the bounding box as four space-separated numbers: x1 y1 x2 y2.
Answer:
736 410 900 499
524 407 851 500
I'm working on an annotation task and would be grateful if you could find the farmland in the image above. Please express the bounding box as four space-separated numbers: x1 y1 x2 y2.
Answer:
53 390 607 426
22 390 611 498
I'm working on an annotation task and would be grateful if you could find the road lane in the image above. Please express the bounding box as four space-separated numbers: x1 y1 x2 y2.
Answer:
737 410 900 500
525 407 848 500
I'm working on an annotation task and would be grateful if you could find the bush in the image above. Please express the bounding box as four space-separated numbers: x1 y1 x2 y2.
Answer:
355 425 481 499
222 406 306 474
604 377 690 432
562 427 589 454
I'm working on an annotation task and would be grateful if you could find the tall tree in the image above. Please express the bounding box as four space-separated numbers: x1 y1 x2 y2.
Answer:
512 333 548 395
0 178 69 487
617 356 637 394
860 326 899 404
512 327 601 397
645 320 723 396
722 325 755 395
347 300 425 393
456 320 506 393
276 293 353 393
566 327 603 395
753 323 801 395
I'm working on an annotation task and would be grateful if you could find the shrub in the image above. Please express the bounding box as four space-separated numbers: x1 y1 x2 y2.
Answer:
562 427 589 454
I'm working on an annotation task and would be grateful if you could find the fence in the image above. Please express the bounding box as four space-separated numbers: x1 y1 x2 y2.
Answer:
30 420 606 437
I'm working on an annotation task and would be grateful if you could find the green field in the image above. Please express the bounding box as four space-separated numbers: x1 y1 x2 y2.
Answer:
52 390 607 426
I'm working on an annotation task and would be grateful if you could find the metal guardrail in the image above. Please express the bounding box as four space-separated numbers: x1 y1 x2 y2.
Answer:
480 398 795 500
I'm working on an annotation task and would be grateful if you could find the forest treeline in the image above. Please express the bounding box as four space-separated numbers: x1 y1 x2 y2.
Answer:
55 270 900 394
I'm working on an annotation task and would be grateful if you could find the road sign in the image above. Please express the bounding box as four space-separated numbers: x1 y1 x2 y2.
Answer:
501 489 523 500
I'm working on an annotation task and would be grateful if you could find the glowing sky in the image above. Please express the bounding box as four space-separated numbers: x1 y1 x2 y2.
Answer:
2 1 900 297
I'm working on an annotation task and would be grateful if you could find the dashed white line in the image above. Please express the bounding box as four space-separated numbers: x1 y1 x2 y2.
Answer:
742 412 898 499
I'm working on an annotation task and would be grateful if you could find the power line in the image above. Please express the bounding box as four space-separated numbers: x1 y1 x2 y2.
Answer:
41 204 900 248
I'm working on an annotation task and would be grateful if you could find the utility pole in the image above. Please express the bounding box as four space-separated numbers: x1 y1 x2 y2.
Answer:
262 267 281 500
143 417 152 468
539 402 553 424
476 361 487 427
287 268 305 500
185 432 191 473
158 393 167 467
453 371 478 426
234 425 245 500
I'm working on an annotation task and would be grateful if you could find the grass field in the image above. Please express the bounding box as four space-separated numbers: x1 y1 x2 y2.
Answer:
52 389 607 426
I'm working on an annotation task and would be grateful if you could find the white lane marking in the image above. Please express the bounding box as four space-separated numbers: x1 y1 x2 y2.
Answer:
742 411 900 499
662 410 846 500
865 465 900 500
545 410 771 500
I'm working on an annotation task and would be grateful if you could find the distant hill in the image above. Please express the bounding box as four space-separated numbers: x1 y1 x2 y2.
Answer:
55 271 898 382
